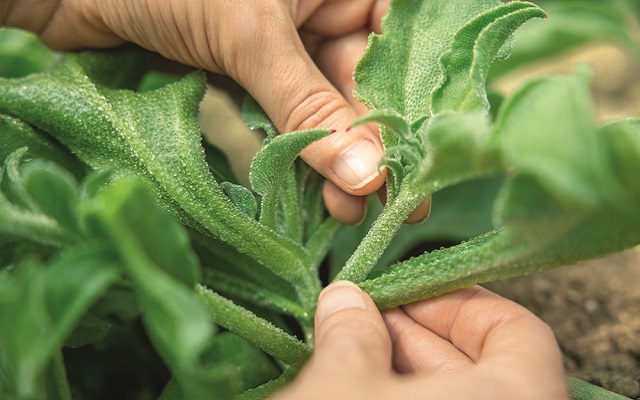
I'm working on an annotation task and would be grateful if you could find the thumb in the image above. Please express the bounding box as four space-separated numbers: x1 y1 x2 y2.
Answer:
275 282 392 399
312 281 393 378
231 19 386 196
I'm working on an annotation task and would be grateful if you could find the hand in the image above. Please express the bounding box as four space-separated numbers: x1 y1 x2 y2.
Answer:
275 282 569 400
2 0 431 225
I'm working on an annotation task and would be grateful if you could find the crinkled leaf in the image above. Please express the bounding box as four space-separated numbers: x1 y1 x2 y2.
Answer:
412 111 499 193
250 129 330 196
354 0 502 129
0 49 314 293
0 114 84 175
250 129 330 228
0 244 119 398
362 74 640 308
432 2 545 113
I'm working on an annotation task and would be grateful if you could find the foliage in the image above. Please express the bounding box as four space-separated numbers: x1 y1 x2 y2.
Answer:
1 0 639 398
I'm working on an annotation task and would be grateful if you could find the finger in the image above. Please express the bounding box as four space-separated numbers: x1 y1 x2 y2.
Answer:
378 187 432 225
369 0 390 33
314 30 371 114
303 0 375 37
383 307 473 374
322 181 367 225
227 9 386 195
401 287 561 366
277 281 392 399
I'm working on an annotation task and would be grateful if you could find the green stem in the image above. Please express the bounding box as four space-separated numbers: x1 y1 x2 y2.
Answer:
44 351 72 400
335 187 426 283
196 285 312 368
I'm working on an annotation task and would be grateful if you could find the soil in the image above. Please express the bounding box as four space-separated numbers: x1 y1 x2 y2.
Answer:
488 43 640 399
486 248 640 399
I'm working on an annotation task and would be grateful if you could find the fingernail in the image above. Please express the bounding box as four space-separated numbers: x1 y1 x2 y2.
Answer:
316 281 366 325
333 140 382 190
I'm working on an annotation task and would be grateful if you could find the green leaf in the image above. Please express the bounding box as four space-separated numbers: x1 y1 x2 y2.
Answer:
85 176 229 399
432 2 545 113
0 114 84 176
361 75 640 309
0 244 119 398
0 49 316 297
196 285 312 368
250 129 330 228
0 150 78 248
21 159 83 236
492 70 629 212
85 176 200 291
354 0 502 126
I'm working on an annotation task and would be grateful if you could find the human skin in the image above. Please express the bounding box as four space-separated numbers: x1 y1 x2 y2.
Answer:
0 0 431 225
275 282 569 400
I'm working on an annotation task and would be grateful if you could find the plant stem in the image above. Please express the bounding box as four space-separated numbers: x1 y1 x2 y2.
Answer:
196 285 312 368
335 186 426 283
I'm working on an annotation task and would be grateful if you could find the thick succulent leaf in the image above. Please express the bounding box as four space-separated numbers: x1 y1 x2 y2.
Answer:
250 129 330 196
0 114 84 175
196 285 312 368
490 0 640 78
0 244 119 398
0 49 315 292
354 0 502 127
432 2 545 113
250 129 330 228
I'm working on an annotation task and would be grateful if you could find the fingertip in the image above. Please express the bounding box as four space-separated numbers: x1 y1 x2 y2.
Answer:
404 195 432 225
322 180 367 225
325 125 386 194
313 281 391 372
315 281 368 326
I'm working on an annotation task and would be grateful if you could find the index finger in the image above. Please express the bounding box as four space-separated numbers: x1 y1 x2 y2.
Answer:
400 287 562 367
